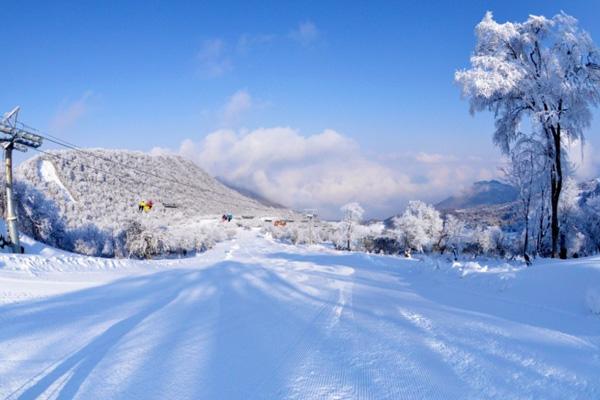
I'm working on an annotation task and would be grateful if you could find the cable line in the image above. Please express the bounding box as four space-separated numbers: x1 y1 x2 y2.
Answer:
31 148 247 211
19 121 226 197
18 120 268 211
32 148 144 199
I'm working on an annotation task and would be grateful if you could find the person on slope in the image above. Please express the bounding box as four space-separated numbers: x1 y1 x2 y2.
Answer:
138 200 153 212
144 200 154 212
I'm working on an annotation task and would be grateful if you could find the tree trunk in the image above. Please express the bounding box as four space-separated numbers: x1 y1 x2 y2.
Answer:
550 169 559 258
522 155 533 263
523 198 530 262
347 228 351 251
550 124 564 259
559 233 567 259
523 222 530 264
346 225 352 251
537 188 546 255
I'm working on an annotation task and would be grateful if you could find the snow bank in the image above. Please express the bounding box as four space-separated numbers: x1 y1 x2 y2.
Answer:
389 252 600 319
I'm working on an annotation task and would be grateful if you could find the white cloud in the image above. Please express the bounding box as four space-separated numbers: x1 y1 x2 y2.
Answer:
221 90 253 125
290 21 319 46
197 23 320 77
50 91 94 131
192 127 413 217
197 38 231 78
415 152 458 164
567 139 600 180
163 127 498 218
237 33 275 54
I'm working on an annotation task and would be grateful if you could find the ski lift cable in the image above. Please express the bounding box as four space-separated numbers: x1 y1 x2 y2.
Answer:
19 123 224 197
34 132 249 208
33 147 193 203
32 148 145 198
31 148 245 210
19 122 259 210
40 135 213 193
30 149 170 224
38 136 255 207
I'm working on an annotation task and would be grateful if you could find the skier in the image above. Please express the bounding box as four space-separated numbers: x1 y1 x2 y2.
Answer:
221 213 233 222
139 200 153 212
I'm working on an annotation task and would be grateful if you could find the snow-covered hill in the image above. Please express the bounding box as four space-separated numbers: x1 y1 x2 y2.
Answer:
436 180 518 210
0 228 599 399
8 149 296 257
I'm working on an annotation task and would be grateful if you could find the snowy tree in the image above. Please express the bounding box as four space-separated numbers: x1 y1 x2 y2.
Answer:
503 137 548 262
559 177 582 257
124 220 168 259
456 12 600 258
582 195 600 253
394 201 443 253
474 225 505 256
440 214 466 258
340 202 364 250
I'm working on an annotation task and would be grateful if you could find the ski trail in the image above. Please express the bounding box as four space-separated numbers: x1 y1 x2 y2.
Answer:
1 231 599 399
38 159 76 203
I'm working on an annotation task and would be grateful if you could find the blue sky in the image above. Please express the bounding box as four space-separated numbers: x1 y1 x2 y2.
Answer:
3 1 600 217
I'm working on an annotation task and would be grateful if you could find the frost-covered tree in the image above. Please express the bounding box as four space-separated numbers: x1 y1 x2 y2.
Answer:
340 202 364 250
474 225 505 256
394 201 443 253
456 12 600 258
582 195 600 253
440 214 466 258
558 177 582 257
503 137 548 262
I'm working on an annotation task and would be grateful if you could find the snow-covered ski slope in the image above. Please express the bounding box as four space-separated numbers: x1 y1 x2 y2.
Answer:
10 149 299 257
1 229 599 399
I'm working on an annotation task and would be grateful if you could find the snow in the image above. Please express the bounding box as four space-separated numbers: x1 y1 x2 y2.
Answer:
1 229 599 399
587 287 600 314
39 159 76 203
13 150 300 257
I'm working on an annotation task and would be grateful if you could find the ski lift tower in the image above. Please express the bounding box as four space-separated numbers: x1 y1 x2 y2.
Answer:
303 209 318 245
0 107 43 253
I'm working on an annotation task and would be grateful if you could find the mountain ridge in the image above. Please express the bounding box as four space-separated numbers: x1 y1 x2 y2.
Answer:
6 149 296 256
435 179 519 210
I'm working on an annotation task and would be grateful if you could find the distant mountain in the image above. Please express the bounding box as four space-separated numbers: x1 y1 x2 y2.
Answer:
445 178 600 230
216 177 286 209
436 180 518 210
385 178 600 231
384 180 520 230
